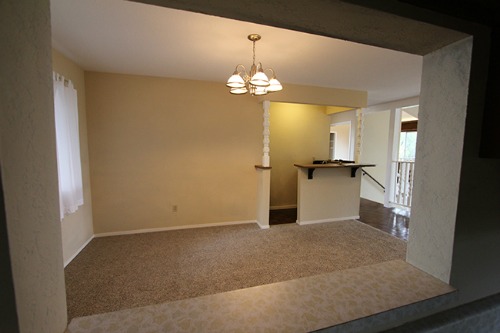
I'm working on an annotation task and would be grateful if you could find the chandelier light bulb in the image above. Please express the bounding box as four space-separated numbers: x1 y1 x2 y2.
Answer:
253 86 268 96
266 78 283 92
250 70 270 87
226 72 245 88
230 86 248 95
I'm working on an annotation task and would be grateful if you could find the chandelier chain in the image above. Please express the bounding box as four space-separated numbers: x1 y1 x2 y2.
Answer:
252 40 256 65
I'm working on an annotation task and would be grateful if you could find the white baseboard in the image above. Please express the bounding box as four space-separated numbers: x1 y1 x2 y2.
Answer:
64 234 94 268
297 216 360 226
257 223 270 230
94 220 259 238
270 205 297 210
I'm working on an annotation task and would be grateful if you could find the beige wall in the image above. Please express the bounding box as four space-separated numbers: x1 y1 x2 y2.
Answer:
0 0 67 331
330 109 358 161
269 103 331 209
258 83 367 108
297 167 362 223
359 110 390 204
85 72 262 234
52 49 94 265
330 123 351 160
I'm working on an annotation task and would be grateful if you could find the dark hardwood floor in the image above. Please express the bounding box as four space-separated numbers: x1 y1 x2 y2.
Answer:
269 208 297 225
358 198 409 241
269 198 409 241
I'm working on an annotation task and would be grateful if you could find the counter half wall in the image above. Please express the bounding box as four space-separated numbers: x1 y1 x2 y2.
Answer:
294 164 375 225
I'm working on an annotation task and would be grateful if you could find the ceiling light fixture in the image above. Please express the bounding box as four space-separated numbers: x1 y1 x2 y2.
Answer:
226 34 283 96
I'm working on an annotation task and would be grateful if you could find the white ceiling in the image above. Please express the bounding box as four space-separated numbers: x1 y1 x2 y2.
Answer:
50 0 423 106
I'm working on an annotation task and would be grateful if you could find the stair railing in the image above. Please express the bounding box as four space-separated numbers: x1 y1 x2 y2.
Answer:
390 160 415 208
361 168 385 192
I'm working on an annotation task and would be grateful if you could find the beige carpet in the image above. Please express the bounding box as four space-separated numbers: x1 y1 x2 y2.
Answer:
65 220 406 319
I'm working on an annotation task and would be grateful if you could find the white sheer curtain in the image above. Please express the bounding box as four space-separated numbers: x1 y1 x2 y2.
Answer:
53 72 83 220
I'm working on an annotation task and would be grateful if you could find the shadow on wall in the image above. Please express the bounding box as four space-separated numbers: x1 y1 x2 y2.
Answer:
269 102 332 209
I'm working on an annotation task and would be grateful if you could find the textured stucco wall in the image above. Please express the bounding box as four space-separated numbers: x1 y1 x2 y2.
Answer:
0 0 68 332
450 37 500 303
407 38 472 282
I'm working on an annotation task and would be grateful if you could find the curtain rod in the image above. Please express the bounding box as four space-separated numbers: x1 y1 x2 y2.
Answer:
53 71 73 87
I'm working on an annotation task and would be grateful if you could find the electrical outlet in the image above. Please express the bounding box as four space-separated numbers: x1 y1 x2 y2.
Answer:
172 205 178 213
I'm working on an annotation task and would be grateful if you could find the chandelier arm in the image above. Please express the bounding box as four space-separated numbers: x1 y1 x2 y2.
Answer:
233 64 250 82
265 68 276 79
235 64 246 74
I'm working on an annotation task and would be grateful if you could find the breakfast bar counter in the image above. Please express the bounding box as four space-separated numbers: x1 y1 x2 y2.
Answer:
294 162 375 225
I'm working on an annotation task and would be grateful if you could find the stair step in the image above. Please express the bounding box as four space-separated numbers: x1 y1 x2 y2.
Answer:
67 260 456 333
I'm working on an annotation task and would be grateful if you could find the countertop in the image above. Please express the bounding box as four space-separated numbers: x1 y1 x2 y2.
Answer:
294 163 375 168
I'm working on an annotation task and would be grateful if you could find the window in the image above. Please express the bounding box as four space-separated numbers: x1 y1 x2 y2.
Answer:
398 131 417 161
53 72 83 220
329 132 336 160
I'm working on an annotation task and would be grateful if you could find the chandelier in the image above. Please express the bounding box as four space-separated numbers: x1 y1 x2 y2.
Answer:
226 34 283 96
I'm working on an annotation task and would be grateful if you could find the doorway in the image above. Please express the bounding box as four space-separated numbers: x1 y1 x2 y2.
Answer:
268 103 331 220
388 106 419 209
330 121 352 161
